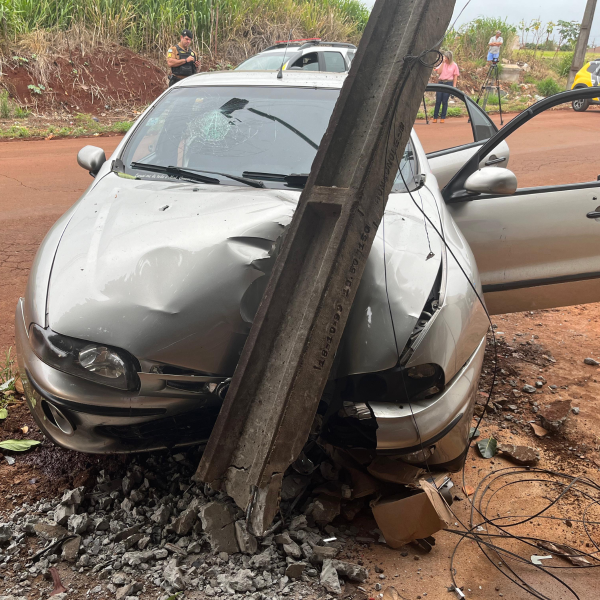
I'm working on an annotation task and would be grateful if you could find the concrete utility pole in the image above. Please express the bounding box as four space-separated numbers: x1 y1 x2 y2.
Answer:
195 0 455 535
568 0 598 89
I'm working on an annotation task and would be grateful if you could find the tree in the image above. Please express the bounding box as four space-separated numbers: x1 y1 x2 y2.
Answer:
555 20 581 56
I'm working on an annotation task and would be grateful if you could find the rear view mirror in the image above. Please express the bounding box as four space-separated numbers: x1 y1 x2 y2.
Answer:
464 166 517 196
77 145 106 177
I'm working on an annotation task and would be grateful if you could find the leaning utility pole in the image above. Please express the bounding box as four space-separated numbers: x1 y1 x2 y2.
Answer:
568 0 598 89
195 0 455 535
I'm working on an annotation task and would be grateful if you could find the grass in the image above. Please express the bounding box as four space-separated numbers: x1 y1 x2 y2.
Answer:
0 117 134 139
0 348 16 420
0 0 369 62
537 77 562 97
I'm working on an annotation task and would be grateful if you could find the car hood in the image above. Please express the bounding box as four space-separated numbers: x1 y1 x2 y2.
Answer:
47 173 442 377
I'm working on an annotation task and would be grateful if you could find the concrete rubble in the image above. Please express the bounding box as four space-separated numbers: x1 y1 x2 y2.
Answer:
0 447 395 599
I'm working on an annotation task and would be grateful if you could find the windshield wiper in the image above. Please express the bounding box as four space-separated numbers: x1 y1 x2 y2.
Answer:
130 162 264 189
243 172 310 188
130 162 220 185
182 167 265 189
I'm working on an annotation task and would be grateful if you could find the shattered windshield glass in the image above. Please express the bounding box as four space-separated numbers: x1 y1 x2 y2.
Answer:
121 84 419 191
122 86 338 186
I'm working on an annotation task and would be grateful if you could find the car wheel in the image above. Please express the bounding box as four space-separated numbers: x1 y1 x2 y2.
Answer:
572 97 590 112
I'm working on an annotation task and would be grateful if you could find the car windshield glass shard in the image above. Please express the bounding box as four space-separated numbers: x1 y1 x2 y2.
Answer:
122 86 338 187
130 162 220 185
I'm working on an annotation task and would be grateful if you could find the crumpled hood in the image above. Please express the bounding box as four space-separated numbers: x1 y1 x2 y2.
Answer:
47 175 296 374
47 174 442 377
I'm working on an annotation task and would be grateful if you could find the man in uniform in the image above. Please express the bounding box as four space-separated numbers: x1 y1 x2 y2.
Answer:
167 29 201 87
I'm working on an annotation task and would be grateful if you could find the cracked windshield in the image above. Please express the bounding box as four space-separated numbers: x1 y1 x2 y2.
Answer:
123 86 339 186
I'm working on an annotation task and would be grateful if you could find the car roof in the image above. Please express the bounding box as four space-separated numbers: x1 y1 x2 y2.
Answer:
177 70 347 89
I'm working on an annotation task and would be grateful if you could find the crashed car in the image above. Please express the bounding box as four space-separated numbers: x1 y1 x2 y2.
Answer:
16 72 597 471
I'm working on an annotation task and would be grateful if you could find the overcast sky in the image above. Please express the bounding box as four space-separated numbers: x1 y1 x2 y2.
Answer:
361 0 600 45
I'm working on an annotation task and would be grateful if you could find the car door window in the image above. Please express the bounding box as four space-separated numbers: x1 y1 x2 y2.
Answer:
290 52 319 71
444 89 600 314
322 51 346 73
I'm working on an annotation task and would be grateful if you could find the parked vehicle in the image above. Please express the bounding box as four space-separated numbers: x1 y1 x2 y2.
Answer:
235 39 356 73
571 60 600 111
16 71 598 474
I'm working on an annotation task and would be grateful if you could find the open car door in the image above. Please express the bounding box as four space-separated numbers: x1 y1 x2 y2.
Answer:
443 87 600 315
420 84 509 188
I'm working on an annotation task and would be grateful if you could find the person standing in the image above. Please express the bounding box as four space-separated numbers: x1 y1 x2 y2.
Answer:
433 51 459 123
167 29 201 87
487 30 503 63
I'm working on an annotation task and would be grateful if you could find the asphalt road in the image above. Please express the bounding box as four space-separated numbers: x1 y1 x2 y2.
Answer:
2 109 600 354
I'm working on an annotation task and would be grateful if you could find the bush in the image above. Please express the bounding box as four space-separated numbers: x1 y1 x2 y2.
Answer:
0 91 11 119
112 121 133 133
537 77 562 97
553 52 574 78
14 106 30 118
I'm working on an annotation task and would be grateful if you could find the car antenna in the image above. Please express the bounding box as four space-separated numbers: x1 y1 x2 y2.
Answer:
277 30 293 80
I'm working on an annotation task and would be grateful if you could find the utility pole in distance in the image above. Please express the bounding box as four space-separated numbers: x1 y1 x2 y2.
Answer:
195 0 455 536
568 0 598 89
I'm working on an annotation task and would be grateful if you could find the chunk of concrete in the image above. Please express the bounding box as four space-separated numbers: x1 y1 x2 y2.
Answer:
320 559 342 594
61 486 85 506
331 559 368 582
32 523 67 541
229 569 254 592
309 495 340 527
235 520 258 555
539 400 571 432
172 507 198 536
151 505 171 526
198 502 240 554
54 504 76 526
68 513 92 535
311 545 339 562
0 523 12 543
61 535 81 562
497 443 539 466
116 582 143 600
163 558 185 591
285 562 307 579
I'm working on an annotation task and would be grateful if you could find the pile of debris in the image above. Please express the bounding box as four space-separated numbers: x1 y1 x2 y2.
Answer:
0 445 453 599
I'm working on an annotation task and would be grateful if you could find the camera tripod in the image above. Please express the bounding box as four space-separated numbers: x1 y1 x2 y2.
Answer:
476 59 504 125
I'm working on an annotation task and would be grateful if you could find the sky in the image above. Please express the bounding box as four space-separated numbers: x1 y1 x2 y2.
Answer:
361 0 600 46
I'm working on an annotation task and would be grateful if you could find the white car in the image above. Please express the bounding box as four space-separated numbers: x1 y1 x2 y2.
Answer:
15 71 598 474
235 39 356 73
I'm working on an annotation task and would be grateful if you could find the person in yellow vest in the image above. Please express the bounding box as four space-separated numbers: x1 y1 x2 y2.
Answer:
166 29 201 87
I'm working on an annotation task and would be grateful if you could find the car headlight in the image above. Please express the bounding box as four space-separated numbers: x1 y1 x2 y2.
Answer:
29 324 140 391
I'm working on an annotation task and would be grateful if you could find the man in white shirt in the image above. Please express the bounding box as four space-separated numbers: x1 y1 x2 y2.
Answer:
487 30 503 63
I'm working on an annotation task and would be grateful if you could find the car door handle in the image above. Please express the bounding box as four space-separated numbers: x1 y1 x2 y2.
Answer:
485 156 506 166
587 211 600 219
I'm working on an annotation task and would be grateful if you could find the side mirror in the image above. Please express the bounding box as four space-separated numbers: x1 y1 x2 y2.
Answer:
77 146 106 177
464 166 517 196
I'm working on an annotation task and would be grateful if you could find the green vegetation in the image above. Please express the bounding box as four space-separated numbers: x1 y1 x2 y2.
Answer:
0 117 134 139
553 52 574 78
0 91 10 119
444 17 517 62
536 77 562 97
0 0 369 59
0 90 31 119
0 348 16 421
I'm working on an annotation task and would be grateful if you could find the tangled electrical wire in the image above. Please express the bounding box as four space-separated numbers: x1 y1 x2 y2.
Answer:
377 3 600 597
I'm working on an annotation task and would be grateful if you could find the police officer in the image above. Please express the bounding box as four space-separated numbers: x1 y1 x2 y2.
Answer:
166 29 201 87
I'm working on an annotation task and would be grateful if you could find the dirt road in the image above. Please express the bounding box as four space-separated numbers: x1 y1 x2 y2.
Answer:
1 112 600 599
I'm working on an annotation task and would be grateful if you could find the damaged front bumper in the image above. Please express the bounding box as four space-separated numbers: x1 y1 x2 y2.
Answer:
15 299 222 454
326 335 486 471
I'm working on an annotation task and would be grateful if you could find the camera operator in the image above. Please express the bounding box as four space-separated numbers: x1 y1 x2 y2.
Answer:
487 30 503 63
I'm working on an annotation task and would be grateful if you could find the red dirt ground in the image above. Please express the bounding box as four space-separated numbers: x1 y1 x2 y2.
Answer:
3 45 167 114
2 111 600 599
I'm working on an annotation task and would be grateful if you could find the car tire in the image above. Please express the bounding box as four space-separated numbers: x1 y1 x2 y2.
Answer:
572 97 590 112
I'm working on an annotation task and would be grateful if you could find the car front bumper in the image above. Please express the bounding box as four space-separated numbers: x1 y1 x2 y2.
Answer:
15 298 222 454
370 335 486 469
